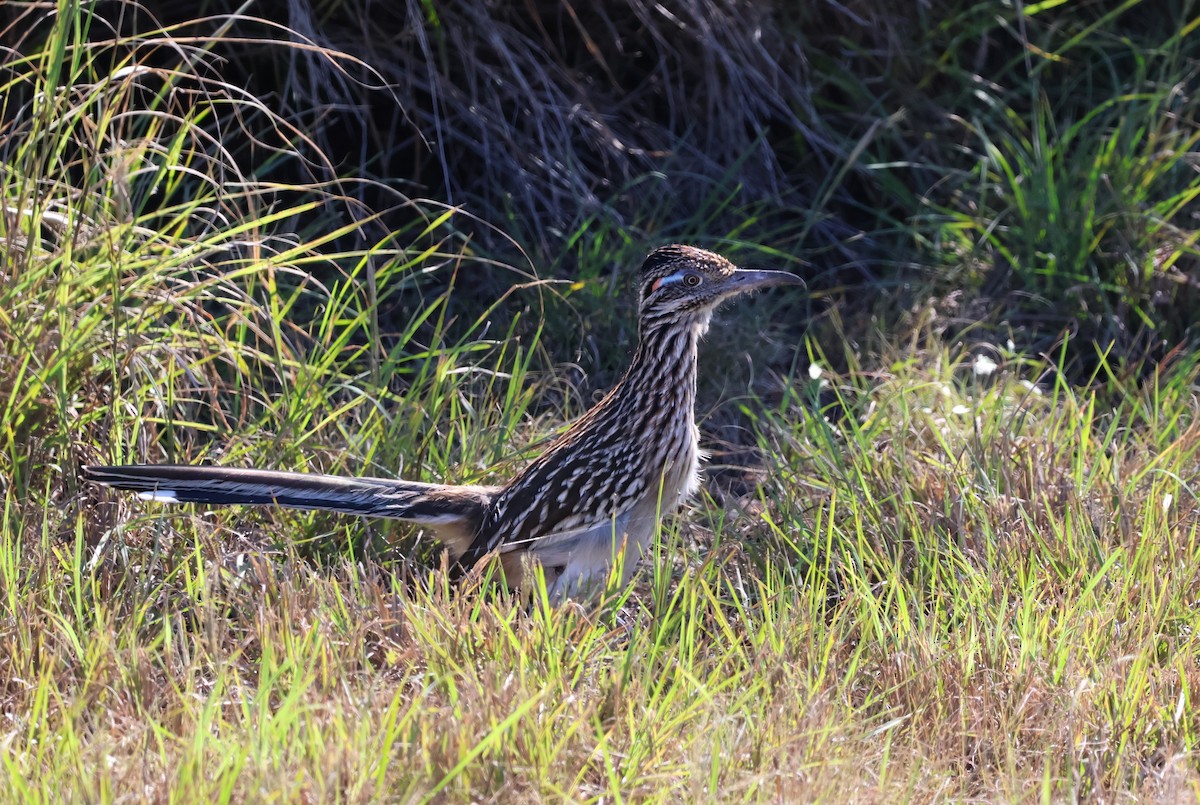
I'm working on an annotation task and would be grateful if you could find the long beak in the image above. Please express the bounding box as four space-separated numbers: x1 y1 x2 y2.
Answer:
724 268 805 294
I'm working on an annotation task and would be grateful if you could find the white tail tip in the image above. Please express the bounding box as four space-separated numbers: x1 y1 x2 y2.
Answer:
136 490 179 503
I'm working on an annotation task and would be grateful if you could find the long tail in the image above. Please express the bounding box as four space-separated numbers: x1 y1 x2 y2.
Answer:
84 464 498 555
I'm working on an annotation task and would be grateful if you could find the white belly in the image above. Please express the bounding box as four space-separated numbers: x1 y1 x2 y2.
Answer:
533 438 702 601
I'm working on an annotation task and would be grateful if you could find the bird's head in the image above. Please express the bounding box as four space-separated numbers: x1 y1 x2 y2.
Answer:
637 244 802 333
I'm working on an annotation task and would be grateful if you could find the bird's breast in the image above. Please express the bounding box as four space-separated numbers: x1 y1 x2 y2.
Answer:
633 391 700 510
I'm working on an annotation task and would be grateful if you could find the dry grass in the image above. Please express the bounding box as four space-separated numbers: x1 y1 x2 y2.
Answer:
102 0 875 257
8 351 1200 801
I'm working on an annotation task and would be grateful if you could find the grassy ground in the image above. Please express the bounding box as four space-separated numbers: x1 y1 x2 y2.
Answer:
3 0 1200 802
10 304 1200 801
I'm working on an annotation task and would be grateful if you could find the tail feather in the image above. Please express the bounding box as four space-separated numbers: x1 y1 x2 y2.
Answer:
84 464 498 529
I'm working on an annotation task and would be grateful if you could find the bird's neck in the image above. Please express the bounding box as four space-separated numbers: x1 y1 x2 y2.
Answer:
621 314 709 414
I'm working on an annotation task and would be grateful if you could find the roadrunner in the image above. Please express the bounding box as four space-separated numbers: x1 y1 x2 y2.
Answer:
85 245 800 599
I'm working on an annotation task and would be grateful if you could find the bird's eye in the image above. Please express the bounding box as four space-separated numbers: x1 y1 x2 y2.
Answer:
684 273 702 287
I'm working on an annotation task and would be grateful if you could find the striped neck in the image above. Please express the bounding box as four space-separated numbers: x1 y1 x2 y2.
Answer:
619 313 710 417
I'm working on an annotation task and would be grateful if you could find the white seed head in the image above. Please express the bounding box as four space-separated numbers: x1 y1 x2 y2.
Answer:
974 355 998 377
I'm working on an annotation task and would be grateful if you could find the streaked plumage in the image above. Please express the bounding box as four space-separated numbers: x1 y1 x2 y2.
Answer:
85 245 801 600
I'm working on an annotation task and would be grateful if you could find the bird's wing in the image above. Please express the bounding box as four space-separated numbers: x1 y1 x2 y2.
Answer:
458 424 655 564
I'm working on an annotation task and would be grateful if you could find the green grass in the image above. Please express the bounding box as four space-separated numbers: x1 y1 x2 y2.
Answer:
6 346 1200 800
3 0 1200 801
916 28 1200 360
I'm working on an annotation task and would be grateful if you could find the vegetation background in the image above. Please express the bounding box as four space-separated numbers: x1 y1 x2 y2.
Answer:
2 0 1200 800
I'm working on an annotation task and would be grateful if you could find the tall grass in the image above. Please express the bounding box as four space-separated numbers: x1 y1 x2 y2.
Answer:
914 8 1200 366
